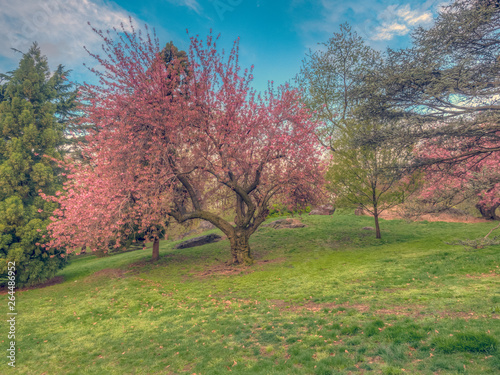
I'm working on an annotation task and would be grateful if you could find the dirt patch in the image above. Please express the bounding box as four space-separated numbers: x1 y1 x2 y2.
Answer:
258 257 286 265
181 363 194 373
379 207 489 223
196 263 254 278
436 311 500 320
0 275 65 294
374 304 427 317
262 299 497 320
267 299 289 309
366 356 384 364
265 300 370 313
193 258 286 279
259 346 274 357
465 272 500 279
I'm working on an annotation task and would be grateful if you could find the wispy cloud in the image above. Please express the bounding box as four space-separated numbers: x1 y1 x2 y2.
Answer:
0 0 146 79
372 4 434 40
294 0 443 51
372 22 409 41
165 0 202 14
396 5 433 25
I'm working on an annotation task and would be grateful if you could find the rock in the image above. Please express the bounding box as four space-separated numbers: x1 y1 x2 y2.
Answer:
309 205 335 215
174 234 222 249
262 218 306 229
198 221 215 230
362 226 375 230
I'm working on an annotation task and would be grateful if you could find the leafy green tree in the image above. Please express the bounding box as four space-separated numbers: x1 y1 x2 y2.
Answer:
0 43 77 286
298 23 381 149
298 23 418 237
327 119 420 238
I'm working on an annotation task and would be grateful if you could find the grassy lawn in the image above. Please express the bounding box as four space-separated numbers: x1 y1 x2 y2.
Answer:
3 212 500 374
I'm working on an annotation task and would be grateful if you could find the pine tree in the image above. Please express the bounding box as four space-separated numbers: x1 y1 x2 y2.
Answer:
0 43 77 286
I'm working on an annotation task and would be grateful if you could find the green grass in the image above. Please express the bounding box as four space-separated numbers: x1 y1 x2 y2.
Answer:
432 332 498 354
3 212 500 374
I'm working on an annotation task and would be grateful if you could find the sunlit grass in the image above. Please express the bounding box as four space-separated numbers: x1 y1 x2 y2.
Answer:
3 212 500 374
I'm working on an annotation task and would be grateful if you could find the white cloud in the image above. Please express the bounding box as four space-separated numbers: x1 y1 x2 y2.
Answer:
394 4 433 25
293 0 441 53
0 0 146 79
372 22 409 41
372 3 433 41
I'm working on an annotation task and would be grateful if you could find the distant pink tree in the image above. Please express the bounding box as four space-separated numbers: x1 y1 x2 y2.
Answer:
45 22 325 264
416 134 500 220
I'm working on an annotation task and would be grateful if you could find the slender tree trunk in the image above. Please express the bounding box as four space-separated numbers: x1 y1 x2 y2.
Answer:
373 205 381 239
476 202 500 220
228 229 253 265
152 237 160 262
374 214 381 239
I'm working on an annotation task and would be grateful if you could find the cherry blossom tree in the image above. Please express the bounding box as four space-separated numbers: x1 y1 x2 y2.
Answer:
415 134 500 220
45 22 325 265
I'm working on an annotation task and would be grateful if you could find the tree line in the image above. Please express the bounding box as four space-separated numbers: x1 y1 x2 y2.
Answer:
1 0 498 286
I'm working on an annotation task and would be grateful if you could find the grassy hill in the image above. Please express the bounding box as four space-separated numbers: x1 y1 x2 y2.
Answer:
4 212 500 374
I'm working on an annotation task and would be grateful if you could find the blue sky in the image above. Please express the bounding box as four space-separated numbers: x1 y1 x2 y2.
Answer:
0 0 448 92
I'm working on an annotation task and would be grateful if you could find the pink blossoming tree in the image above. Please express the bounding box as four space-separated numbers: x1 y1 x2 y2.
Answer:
416 134 500 220
45 22 325 264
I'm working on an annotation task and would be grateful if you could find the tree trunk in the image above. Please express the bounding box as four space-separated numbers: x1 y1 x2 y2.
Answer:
152 237 160 262
374 213 381 239
476 202 500 220
228 230 253 265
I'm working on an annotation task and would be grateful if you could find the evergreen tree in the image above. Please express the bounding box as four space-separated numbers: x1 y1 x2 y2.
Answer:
0 43 77 286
